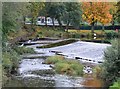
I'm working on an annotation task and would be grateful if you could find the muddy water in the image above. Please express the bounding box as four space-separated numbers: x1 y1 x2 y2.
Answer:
82 74 103 87
3 39 106 87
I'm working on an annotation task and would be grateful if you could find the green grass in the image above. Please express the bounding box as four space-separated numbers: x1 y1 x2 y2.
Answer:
45 56 83 76
13 46 36 55
68 29 118 38
45 55 64 64
109 79 120 89
37 39 78 48
35 27 69 38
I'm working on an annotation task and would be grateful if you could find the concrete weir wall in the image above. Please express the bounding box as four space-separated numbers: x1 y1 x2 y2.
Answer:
45 41 111 64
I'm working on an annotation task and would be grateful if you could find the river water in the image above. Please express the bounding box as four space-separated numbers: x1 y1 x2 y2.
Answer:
3 38 110 88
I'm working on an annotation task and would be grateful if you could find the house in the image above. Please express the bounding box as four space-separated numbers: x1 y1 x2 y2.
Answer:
36 16 59 26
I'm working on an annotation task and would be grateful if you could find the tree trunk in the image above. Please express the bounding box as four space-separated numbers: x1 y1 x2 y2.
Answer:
66 21 70 32
91 22 94 37
23 16 26 28
102 24 105 32
31 17 35 32
112 14 115 30
45 16 47 27
57 18 63 29
102 24 105 37
52 18 55 29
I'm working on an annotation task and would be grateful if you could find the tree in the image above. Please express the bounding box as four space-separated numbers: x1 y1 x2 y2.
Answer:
18 2 31 28
82 2 112 35
109 2 117 28
116 1 120 24
46 2 65 29
62 2 82 31
28 2 44 30
102 39 120 87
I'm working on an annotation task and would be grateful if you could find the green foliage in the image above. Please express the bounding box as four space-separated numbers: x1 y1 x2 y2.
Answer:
2 53 13 70
102 39 120 87
28 2 44 24
13 46 35 55
2 48 20 74
62 2 82 28
45 56 83 76
93 65 103 78
105 31 118 38
109 79 120 89
117 1 120 23
55 60 83 76
45 55 64 64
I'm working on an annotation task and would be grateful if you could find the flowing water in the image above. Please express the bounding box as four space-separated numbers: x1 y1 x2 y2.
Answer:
3 38 110 88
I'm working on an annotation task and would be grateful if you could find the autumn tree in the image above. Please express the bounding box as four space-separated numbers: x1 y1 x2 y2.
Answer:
82 2 112 35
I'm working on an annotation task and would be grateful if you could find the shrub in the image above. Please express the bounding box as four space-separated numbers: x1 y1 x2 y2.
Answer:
105 31 118 38
13 46 35 55
55 62 72 75
45 55 64 64
2 53 13 71
109 79 120 89
55 60 83 76
102 39 120 87
45 56 83 76
93 66 102 78
2 49 20 74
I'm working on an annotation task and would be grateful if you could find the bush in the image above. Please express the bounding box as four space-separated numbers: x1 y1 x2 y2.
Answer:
2 49 20 74
105 31 118 38
2 53 13 70
55 60 83 76
102 39 120 87
55 62 72 75
109 79 120 89
45 56 83 76
13 46 35 55
93 66 102 78
45 55 64 64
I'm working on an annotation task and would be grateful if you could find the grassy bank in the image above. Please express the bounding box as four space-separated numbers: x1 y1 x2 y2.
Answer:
45 55 83 76
2 45 35 86
37 39 78 48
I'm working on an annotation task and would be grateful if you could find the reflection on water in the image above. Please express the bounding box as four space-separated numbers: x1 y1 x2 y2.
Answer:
83 74 103 87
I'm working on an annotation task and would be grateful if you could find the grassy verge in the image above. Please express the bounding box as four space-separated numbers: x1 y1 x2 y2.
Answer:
45 55 83 76
68 29 118 38
37 39 78 48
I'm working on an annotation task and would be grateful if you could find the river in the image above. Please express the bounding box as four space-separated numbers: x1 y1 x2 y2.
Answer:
3 38 110 88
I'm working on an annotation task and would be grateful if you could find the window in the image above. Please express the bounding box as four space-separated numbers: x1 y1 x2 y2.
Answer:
38 18 41 21
41 18 44 23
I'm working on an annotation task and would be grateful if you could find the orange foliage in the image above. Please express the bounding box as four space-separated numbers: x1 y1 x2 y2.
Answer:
82 2 113 25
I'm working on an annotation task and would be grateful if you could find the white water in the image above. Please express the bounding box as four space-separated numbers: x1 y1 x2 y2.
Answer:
18 40 110 87
35 41 110 64
19 58 52 75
